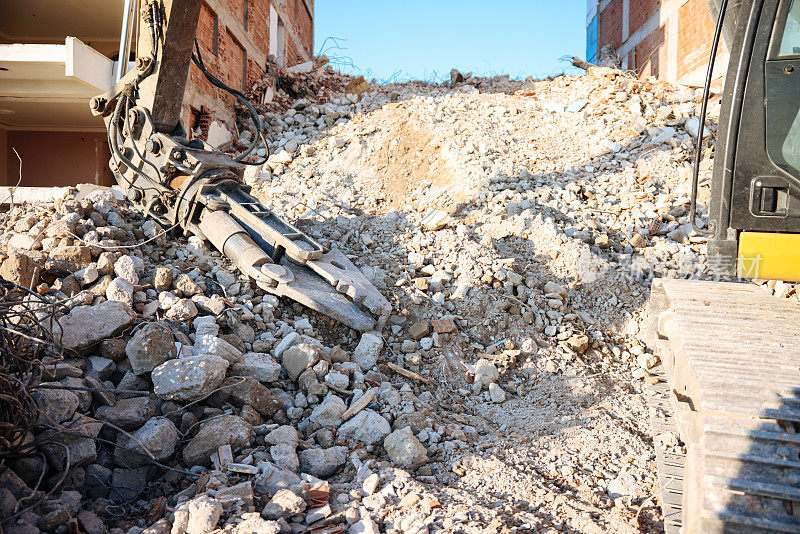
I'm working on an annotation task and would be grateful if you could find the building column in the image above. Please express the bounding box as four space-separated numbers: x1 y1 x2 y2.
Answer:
622 0 630 69
0 127 7 186
667 7 680 81
269 4 278 58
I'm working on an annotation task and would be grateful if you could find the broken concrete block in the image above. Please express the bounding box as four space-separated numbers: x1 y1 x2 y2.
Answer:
353 332 383 371
281 343 320 381
420 209 450 231
409 320 431 340
32 389 79 424
126 322 176 375
95 396 159 431
298 446 348 478
106 277 134 306
115 417 179 466
152 355 228 402
261 489 306 519
186 495 222 534
52 301 136 353
110 467 153 502
308 394 347 428
39 416 102 470
230 352 281 382
0 251 40 288
383 428 427 469
219 376 282 418
206 120 234 150
338 409 391 446
183 415 252 466
193 334 243 363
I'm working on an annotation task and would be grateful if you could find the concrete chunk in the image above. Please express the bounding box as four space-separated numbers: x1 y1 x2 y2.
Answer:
52 301 136 352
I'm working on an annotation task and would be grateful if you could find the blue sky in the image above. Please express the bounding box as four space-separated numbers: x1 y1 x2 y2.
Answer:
314 0 587 83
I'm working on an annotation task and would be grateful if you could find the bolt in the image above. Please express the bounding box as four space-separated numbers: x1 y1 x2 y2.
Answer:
146 139 162 154
786 65 796 74
90 97 106 112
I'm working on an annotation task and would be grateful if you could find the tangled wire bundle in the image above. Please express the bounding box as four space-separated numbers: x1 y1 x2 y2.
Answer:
0 279 62 459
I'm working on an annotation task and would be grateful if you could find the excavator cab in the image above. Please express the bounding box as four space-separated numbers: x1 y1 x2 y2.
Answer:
709 0 800 281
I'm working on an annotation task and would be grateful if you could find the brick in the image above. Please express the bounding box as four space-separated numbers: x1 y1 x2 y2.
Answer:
431 318 457 334
629 0 660 36
635 24 667 79
595 0 717 83
677 0 717 80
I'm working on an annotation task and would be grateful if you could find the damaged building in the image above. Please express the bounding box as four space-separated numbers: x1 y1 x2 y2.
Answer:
586 0 730 85
0 0 314 188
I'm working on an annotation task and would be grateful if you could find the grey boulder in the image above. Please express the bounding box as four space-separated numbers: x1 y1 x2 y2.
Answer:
152 355 228 402
298 446 348 478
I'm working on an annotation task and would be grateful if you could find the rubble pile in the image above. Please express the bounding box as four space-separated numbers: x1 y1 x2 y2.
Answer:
4 64 798 534
0 188 499 534
244 55 359 112
230 61 527 174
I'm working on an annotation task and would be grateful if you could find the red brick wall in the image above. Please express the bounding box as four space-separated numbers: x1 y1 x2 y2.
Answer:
629 0 660 36
197 3 218 53
598 0 624 52
247 58 264 90
677 0 715 79
249 0 269 53
297 2 313 56
228 0 247 27
189 4 223 111
286 39 299 67
595 0 716 83
221 30 246 91
186 0 312 122
635 24 667 79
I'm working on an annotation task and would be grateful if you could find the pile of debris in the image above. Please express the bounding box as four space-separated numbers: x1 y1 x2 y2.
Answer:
244 55 364 112
6 62 800 534
227 62 527 168
0 185 465 534
211 55 371 163
447 68 525 93
239 64 734 529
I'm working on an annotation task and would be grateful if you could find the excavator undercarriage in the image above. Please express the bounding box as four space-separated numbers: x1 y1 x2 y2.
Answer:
647 279 800 533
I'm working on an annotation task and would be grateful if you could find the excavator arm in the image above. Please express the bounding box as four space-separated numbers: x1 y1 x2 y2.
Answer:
89 0 390 331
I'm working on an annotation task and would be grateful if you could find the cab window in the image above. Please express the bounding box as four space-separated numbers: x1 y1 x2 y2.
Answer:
779 0 800 56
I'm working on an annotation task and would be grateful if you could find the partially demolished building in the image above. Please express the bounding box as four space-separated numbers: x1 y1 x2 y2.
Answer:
587 0 728 85
0 0 314 187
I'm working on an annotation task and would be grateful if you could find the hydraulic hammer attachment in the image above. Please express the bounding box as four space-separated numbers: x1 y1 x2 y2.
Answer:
89 0 390 331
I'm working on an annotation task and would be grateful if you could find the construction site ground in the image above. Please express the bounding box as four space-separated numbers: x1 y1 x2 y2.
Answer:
3 67 795 534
